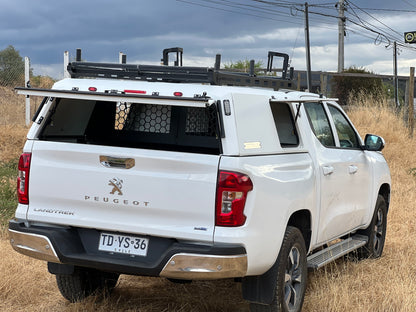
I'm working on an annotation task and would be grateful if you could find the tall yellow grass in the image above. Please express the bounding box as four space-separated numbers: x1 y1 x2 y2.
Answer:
1 91 416 311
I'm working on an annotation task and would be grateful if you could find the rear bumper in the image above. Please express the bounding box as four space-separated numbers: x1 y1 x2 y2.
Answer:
8 220 247 280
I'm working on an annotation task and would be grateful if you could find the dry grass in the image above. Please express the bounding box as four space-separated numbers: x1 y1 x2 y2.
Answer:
0 239 248 312
1 91 416 311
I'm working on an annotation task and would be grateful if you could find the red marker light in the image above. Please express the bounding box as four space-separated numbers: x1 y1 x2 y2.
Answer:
125 89 146 94
173 92 183 97
88 87 97 92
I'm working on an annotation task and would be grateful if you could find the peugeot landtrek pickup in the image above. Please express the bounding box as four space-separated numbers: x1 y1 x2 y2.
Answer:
8 50 391 312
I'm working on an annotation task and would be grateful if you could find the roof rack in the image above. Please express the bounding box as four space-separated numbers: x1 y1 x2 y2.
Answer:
66 48 295 91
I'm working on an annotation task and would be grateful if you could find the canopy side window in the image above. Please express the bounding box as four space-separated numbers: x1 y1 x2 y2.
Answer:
270 102 299 147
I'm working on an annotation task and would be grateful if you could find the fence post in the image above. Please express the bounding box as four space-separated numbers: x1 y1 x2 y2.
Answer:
408 67 415 136
24 57 30 126
119 52 126 64
64 51 70 78
320 73 327 96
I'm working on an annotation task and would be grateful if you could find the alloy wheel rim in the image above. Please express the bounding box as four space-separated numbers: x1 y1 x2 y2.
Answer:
284 246 303 311
373 208 384 254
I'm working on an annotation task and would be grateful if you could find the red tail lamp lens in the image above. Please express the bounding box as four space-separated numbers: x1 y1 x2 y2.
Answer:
216 171 253 227
17 153 31 204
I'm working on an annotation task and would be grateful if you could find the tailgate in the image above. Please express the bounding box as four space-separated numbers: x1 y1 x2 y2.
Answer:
27 141 219 242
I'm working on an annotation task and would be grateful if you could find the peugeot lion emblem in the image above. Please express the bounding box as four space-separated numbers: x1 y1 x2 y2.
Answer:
108 178 123 195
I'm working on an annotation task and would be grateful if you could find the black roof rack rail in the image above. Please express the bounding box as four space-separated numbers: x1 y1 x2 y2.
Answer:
66 48 295 91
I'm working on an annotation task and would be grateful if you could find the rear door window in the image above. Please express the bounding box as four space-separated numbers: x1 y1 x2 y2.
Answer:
304 102 335 147
327 105 360 149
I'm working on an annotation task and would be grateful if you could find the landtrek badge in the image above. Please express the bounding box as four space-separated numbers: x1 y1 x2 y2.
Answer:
109 178 123 195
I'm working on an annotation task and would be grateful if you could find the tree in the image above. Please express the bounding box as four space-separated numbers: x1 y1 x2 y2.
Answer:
331 66 386 106
0 45 25 86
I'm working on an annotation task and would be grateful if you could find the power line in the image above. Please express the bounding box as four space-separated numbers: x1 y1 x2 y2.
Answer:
401 0 416 10
178 0 416 57
358 7 416 13
177 0 304 25
346 1 403 39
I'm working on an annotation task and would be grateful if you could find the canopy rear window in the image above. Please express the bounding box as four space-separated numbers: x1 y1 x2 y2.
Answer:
39 97 221 154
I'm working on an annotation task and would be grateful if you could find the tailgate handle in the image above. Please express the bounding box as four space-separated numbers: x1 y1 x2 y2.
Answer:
100 156 135 169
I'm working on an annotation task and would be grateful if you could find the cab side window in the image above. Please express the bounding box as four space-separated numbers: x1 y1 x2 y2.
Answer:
304 102 335 147
327 105 360 149
270 102 299 147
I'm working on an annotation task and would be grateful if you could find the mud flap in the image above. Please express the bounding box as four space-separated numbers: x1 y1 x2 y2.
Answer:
48 262 75 275
241 260 279 304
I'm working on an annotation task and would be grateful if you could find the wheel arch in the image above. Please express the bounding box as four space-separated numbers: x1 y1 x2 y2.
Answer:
287 209 312 252
378 183 391 213
241 211 311 305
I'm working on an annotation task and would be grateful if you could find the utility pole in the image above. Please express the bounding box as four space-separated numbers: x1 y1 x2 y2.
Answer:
337 0 345 73
393 41 399 108
304 2 312 91
408 67 415 136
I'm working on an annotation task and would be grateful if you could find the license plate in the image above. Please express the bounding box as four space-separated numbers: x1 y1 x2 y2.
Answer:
98 232 149 256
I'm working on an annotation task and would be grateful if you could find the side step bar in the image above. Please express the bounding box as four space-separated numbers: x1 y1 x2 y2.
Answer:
307 235 368 269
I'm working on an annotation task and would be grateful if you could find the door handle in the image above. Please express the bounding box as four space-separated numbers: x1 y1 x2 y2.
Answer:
100 156 135 169
348 165 358 174
322 165 334 176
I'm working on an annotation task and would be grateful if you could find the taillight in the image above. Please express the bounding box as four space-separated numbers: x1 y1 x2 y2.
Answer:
216 171 253 227
17 153 31 204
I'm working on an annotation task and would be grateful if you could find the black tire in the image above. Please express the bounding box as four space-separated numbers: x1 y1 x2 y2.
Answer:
357 195 387 259
56 267 119 302
250 226 307 312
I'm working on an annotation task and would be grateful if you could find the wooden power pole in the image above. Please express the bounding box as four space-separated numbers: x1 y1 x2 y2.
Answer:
304 2 312 91
409 67 415 136
337 0 345 73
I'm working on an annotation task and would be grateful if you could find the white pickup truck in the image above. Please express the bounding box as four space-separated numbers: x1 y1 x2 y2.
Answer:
9 53 390 311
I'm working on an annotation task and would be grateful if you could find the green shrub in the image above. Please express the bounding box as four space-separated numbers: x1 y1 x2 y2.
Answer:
331 66 387 105
0 159 18 228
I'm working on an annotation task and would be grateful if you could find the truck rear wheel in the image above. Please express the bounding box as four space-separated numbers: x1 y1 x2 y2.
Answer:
357 195 387 259
56 267 119 302
250 226 307 312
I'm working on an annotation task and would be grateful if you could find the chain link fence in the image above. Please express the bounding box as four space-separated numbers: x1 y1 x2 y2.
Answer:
0 57 55 126
0 62 24 87
0 58 25 126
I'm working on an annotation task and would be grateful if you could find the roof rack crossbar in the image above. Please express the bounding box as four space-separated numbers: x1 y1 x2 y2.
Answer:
66 49 295 91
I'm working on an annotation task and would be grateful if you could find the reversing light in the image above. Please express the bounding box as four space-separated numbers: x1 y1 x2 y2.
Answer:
223 100 232 116
124 89 147 94
216 171 253 227
173 92 183 97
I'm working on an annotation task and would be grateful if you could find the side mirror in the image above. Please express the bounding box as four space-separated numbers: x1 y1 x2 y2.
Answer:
364 134 385 151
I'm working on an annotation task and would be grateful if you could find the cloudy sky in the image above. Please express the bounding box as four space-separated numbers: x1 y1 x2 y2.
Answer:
1 0 415 78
